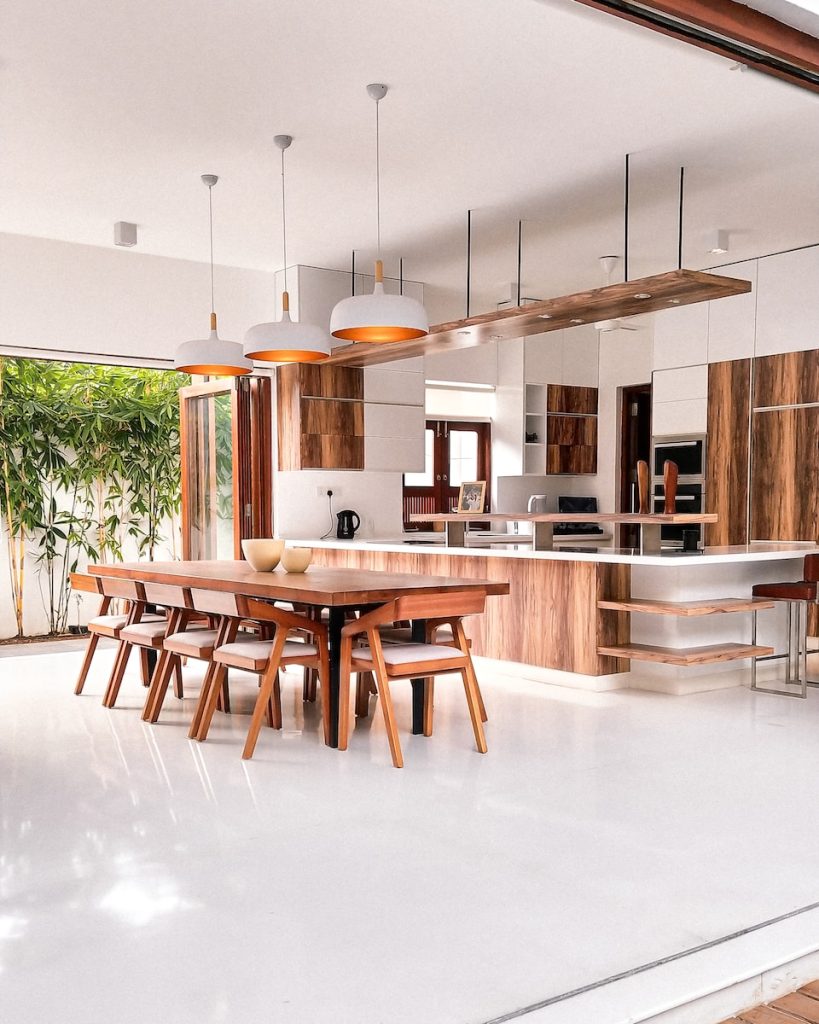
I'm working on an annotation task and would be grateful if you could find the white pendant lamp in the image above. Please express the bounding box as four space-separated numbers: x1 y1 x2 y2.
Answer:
174 175 252 376
330 84 428 344
244 135 330 363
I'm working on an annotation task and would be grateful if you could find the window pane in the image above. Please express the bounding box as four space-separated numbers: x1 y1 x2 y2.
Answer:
404 429 435 487
449 430 479 487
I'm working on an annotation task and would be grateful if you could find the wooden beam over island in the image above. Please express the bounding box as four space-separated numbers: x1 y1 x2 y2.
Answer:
410 512 719 553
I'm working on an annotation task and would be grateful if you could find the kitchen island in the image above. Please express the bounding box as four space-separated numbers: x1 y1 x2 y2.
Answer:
305 537 819 693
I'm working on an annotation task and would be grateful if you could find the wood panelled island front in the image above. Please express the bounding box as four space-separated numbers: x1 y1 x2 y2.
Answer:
311 543 631 676
305 539 819 690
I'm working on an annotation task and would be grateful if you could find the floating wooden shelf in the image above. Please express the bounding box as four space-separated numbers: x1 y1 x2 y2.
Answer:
323 269 752 367
597 597 775 616
596 642 774 666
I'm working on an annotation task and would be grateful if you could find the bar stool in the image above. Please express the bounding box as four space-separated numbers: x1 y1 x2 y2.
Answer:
70 573 164 695
751 554 819 698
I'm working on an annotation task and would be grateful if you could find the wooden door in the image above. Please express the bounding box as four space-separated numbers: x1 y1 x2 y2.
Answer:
403 420 491 528
180 376 272 559
752 406 819 542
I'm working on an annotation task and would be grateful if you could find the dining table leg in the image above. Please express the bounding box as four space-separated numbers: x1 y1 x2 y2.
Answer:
327 607 345 749
410 619 427 735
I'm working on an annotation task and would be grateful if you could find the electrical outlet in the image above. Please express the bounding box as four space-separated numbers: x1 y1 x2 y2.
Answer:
315 486 340 498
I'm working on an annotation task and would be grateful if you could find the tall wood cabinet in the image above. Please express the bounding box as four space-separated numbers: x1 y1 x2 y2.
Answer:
706 349 819 545
277 364 364 471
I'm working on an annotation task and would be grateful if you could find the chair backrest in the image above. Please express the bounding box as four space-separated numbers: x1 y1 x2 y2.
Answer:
805 554 819 583
190 588 241 617
392 589 486 622
99 576 144 601
143 582 191 609
70 572 102 595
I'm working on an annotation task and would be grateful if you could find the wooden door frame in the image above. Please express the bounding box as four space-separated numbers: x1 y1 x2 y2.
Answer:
179 376 272 560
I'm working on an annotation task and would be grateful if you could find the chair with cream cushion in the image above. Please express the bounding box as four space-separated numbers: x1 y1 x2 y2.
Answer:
145 588 241 728
70 573 163 695
339 591 487 768
103 582 198 709
194 595 330 760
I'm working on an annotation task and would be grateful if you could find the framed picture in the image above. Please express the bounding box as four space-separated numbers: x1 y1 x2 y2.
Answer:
457 480 486 514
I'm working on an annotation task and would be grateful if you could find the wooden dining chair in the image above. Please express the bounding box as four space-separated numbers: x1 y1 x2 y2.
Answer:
360 622 487 724
194 595 330 760
103 582 196 709
70 573 164 695
339 591 488 768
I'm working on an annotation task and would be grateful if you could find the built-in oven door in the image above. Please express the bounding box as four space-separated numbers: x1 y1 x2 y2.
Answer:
653 484 703 544
653 436 705 481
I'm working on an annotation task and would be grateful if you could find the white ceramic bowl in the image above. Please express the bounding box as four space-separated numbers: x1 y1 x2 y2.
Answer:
241 538 285 572
281 546 312 573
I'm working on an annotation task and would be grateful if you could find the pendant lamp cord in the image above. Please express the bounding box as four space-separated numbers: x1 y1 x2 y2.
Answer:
375 95 381 258
281 144 288 294
208 182 215 316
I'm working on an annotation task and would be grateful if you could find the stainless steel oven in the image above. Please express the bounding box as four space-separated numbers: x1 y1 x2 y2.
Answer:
652 434 706 546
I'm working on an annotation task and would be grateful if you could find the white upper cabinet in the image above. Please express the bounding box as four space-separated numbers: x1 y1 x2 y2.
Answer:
363 404 425 472
524 332 563 383
652 302 709 370
706 260 757 363
755 247 819 356
425 343 498 385
364 367 424 406
562 325 600 387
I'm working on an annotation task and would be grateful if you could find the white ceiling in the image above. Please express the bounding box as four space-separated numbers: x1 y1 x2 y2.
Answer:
3 0 819 321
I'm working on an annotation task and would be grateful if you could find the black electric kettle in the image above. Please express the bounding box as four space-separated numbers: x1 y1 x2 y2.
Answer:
336 509 361 540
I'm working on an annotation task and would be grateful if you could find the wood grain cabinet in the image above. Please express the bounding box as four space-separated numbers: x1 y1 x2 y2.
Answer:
277 364 365 471
545 384 598 475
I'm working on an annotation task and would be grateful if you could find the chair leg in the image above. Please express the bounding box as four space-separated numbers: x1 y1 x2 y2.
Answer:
474 679 488 723
375 673 403 768
142 650 177 722
355 672 371 718
173 658 184 699
139 648 151 686
318 644 331 746
74 632 101 695
243 633 288 760
220 671 231 714
188 661 220 739
102 641 134 708
195 664 229 741
423 677 434 737
302 667 317 703
338 636 354 751
461 661 488 754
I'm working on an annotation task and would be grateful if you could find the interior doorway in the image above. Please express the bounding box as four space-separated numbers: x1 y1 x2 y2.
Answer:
618 383 652 547
403 420 491 529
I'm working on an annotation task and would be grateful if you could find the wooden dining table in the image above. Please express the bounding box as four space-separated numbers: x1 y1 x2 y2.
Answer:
89 560 509 747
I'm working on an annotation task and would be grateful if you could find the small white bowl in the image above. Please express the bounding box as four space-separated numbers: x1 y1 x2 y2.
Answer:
281 547 312 573
242 538 284 572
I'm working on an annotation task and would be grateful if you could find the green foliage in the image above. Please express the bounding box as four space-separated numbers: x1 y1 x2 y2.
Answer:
0 358 188 636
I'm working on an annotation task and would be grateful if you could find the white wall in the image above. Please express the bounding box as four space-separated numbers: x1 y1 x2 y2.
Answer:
0 232 276 363
274 471 404 541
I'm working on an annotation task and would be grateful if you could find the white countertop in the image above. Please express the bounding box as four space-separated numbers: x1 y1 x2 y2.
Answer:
301 537 819 567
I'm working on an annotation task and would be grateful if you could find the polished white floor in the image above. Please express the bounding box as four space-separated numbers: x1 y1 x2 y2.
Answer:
3 643 819 1024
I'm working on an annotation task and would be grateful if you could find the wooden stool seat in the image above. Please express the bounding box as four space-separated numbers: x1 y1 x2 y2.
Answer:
164 628 221 658
214 638 318 672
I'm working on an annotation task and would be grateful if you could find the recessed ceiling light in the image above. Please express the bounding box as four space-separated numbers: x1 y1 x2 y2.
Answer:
668 299 681 305
570 318 583 324
538 313 552 320
489 334 503 340
634 293 651 299
457 330 470 336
